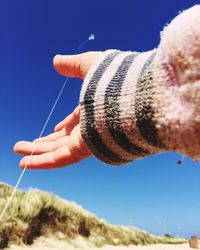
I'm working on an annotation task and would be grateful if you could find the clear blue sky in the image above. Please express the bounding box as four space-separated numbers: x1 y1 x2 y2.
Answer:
0 0 199 239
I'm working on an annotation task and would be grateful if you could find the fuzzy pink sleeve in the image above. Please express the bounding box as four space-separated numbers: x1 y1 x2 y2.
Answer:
153 5 200 160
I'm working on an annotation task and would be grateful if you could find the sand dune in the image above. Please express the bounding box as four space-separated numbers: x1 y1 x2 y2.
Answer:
0 184 185 249
8 237 191 250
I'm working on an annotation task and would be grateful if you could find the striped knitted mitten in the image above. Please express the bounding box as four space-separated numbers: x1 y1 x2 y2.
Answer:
79 5 200 166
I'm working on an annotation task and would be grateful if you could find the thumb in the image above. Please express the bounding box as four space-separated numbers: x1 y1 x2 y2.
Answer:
53 51 103 79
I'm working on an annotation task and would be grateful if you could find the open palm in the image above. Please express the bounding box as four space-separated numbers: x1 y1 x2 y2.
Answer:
14 52 103 169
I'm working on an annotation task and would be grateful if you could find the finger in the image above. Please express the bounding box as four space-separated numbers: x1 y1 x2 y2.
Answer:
19 144 90 170
19 151 59 170
54 106 80 132
14 130 66 154
19 125 91 169
53 51 103 79
33 129 66 143
14 136 70 155
14 141 55 155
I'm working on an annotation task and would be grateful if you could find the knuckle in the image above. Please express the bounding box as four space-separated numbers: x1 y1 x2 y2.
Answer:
74 61 84 79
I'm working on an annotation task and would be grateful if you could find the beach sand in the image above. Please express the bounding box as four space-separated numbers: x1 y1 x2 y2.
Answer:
7 237 192 250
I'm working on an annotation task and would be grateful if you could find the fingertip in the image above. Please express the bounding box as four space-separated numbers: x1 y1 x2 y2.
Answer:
53 54 61 72
54 119 65 132
19 158 25 169
13 141 24 153
53 54 72 76
53 54 61 66
53 53 86 79
54 123 61 132
20 165 25 170
13 143 18 153
54 124 59 131
20 156 32 170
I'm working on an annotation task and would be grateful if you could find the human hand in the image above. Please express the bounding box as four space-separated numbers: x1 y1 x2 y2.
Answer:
14 51 103 169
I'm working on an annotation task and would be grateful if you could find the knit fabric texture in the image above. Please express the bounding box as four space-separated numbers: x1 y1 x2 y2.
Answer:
79 5 200 166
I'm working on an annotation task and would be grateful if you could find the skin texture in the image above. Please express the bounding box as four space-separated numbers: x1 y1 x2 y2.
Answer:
14 52 103 169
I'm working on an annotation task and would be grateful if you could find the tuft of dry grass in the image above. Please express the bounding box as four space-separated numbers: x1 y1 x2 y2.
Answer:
0 183 186 249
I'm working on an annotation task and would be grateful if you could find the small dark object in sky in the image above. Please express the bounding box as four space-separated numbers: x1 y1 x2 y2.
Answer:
177 160 182 165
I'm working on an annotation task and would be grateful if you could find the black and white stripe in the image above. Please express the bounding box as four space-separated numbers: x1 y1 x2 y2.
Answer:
83 51 130 165
104 53 149 157
134 52 165 148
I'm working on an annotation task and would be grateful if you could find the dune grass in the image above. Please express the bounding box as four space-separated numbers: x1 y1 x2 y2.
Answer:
0 183 186 248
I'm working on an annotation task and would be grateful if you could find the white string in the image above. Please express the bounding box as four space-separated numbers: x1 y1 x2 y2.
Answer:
0 33 95 221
